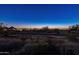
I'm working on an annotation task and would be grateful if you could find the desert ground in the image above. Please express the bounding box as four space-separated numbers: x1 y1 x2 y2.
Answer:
0 31 78 55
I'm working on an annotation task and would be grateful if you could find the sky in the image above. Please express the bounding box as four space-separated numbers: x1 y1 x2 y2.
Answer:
0 4 79 28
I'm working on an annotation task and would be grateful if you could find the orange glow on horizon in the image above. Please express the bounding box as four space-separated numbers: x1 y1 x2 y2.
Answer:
15 24 69 30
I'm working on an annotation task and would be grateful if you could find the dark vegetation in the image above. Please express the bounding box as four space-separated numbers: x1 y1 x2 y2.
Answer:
0 23 79 55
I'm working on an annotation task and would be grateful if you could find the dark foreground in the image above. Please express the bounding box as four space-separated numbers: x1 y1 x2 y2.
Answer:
0 31 79 55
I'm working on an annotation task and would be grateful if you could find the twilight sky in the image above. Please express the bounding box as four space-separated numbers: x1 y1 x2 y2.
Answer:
0 4 79 28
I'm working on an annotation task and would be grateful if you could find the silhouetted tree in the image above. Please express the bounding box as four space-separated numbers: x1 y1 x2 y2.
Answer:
69 24 79 31
0 23 4 32
42 26 49 30
41 26 49 33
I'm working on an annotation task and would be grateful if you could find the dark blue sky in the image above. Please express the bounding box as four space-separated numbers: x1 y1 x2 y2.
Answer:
0 4 79 27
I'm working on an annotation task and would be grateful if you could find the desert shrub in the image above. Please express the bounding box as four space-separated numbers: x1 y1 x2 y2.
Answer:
30 44 61 55
66 49 74 55
66 33 79 42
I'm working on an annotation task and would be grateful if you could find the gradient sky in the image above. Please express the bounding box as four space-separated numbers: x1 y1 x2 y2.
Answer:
0 4 79 28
